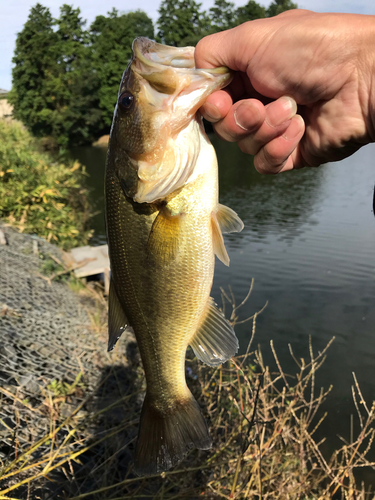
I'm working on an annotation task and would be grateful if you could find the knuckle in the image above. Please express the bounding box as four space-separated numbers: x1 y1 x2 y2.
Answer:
255 147 287 174
238 136 261 155
214 126 237 143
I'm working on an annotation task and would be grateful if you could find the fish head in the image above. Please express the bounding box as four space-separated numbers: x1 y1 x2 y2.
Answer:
109 37 232 203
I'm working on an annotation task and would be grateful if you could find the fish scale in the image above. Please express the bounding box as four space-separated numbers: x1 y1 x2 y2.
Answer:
106 167 215 401
105 37 243 475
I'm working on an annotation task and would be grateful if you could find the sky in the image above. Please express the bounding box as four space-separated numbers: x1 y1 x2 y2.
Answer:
0 0 374 91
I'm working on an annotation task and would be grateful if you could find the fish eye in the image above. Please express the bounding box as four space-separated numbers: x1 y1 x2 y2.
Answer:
119 92 134 111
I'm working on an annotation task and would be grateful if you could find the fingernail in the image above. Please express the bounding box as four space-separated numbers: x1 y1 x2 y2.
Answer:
203 102 222 122
267 96 297 127
283 115 304 140
234 103 261 131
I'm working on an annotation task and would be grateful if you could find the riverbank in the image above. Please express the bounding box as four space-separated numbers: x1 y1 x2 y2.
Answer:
1 225 374 498
0 223 138 498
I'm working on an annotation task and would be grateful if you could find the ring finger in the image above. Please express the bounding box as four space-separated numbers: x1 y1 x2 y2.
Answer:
237 96 298 155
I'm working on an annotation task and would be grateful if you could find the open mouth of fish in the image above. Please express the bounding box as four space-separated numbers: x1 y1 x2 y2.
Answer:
131 37 232 116
115 37 232 204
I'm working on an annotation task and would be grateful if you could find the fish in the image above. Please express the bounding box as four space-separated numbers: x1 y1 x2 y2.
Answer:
105 37 244 476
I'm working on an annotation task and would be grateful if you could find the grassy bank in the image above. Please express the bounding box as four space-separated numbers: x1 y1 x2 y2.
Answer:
1 119 374 499
0 120 92 249
0 281 374 499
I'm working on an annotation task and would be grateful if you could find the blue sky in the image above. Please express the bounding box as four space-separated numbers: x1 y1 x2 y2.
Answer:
0 0 374 90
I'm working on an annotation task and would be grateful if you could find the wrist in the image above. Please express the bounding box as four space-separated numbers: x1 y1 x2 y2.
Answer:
353 15 375 143
366 51 375 143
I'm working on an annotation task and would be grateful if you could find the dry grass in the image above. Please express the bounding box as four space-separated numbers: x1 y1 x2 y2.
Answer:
0 283 374 499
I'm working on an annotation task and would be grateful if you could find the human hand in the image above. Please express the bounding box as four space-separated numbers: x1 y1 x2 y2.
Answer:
195 10 375 173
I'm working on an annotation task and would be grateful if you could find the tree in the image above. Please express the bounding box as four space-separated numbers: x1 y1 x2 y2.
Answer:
90 9 154 129
157 0 208 47
266 0 298 17
208 0 237 32
235 0 266 24
10 3 102 148
8 4 59 138
51 4 102 147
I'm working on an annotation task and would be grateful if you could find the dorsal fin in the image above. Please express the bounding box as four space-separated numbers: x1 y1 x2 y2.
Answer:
148 206 183 265
108 277 130 352
216 204 244 233
211 212 229 266
190 298 238 367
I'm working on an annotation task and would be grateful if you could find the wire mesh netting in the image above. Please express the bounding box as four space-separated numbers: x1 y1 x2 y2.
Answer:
0 224 140 498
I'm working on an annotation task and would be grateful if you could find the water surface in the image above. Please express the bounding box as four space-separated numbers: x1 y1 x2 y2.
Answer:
70 137 375 464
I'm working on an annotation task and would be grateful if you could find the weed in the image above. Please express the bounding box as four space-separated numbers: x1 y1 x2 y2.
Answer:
0 287 374 499
68 276 86 293
1 342 374 498
46 373 84 398
40 257 65 278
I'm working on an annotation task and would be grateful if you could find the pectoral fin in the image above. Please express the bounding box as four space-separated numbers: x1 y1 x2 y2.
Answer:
148 206 183 265
108 278 131 352
190 298 239 367
211 212 229 266
216 204 244 233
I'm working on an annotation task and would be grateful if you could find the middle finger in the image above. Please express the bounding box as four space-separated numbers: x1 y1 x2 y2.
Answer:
215 96 297 153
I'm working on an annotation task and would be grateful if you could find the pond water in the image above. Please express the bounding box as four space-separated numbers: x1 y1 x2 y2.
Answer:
69 135 375 470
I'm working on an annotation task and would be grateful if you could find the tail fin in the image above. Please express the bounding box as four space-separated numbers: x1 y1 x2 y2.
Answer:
134 392 212 476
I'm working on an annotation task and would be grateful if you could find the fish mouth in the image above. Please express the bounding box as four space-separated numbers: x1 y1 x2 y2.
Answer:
131 37 232 114
125 38 232 205
132 37 229 74
133 37 196 69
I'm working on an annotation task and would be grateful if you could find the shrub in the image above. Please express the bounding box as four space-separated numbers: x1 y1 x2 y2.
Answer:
0 120 92 249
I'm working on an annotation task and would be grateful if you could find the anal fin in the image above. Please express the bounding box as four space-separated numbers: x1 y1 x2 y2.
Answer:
190 298 238 367
108 277 131 352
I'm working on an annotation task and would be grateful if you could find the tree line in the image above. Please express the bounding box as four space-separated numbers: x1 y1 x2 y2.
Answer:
9 0 297 148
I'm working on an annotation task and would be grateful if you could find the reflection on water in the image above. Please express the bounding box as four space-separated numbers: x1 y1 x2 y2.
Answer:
69 146 108 245
212 137 375 472
69 137 375 472
216 134 325 231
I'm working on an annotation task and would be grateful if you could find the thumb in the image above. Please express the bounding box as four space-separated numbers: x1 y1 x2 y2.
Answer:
195 23 265 72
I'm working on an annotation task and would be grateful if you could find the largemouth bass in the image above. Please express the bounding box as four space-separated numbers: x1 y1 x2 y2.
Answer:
105 37 244 476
